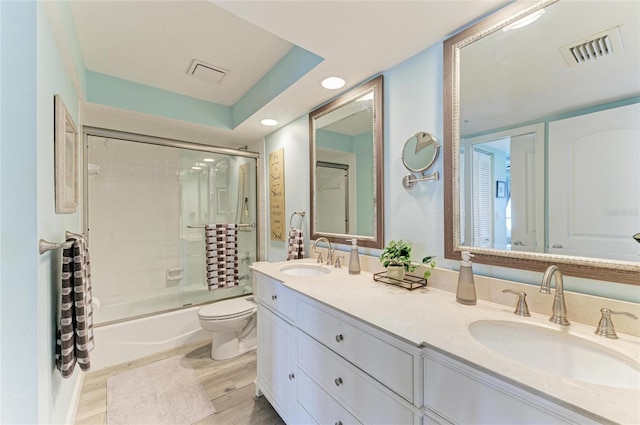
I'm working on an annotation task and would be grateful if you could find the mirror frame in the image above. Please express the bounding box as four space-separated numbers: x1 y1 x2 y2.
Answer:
443 0 640 285
309 75 384 249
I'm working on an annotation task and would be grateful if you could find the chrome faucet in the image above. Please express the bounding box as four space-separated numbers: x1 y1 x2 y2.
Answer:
539 265 570 326
312 237 333 266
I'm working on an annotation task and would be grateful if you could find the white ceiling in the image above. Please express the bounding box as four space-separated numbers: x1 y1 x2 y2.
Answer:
69 0 506 143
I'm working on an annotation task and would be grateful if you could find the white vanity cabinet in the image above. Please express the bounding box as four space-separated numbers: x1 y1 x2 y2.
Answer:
295 298 420 425
255 271 420 425
255 274 298 424
422 349 601 425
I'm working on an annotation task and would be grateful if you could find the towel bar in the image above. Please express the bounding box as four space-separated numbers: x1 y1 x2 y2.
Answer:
39 239 74 255
289 210 306 228
187 223 255 229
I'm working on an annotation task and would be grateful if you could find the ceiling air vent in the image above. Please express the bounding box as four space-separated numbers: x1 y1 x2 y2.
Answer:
186 59 229 84
559 26 623 67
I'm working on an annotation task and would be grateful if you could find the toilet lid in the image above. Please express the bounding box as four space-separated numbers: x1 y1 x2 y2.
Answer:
199 297 256 320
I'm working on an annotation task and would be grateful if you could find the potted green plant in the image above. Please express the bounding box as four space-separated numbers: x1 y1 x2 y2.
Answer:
380 239 436 281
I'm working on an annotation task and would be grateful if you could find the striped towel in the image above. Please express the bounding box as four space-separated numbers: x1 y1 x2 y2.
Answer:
56 234 95 378
286 227 305 260
205 224 239 290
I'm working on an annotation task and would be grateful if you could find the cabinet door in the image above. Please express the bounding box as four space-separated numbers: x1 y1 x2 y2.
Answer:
257 307 296 423
423 350 599 424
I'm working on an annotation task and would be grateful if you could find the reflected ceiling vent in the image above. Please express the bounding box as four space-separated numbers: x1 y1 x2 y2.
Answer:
559 27 623 67
186 59 229 84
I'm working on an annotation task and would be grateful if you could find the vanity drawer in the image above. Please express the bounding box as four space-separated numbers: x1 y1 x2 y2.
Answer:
297 299 414 401
296 402 318 425
297 369 362 425
298 331 415 425
255 273 296 322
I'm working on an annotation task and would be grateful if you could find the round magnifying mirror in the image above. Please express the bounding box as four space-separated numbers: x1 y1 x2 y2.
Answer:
402 132 440 173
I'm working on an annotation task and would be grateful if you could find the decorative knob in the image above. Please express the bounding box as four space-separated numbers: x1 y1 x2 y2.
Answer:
335 422 343 425
271 294 277 301
334 377 343 386
335 334 344 342
595 308 638 339
288 373 295 380
502 289 531 317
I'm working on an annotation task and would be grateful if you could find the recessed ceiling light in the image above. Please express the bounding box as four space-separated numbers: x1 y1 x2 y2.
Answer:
503 9 545 32
261 119 278 126
322 77 346 90
192 166 202 170
203 158 215 162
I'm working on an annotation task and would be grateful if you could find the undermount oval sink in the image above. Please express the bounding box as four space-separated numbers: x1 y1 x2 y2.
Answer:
279 263 331 277
469 320 640 389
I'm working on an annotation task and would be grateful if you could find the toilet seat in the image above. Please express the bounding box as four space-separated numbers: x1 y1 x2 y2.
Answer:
198 297 256 321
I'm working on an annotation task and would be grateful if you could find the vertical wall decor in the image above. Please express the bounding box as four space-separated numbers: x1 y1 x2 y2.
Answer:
269 148 286 241
54 94 79 214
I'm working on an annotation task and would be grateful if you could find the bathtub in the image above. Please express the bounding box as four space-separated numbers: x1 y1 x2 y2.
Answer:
90 284 250 370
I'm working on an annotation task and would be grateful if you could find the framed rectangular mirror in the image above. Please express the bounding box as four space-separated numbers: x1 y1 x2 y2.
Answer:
444 0 640 284
309 75 384 249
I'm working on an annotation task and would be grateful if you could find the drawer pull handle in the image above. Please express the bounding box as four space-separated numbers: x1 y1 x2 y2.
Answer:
335 334 344 342
335 422 343 425
288 373 295 380
334 377 343 386
271 294 277 300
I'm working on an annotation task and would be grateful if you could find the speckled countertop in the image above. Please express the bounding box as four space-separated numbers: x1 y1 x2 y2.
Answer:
251 259 640 424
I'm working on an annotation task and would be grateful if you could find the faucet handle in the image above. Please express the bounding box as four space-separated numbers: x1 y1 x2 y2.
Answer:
315 250 324 264
594 308 638 339
334 256 344 268
502 289 531 317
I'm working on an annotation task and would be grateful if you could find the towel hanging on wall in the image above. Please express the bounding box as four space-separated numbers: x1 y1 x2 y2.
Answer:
286 210 305 261
56 234 95 378
286 228 305 260
205 224 239 290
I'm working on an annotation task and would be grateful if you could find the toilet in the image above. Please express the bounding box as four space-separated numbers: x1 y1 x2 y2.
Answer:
198 296 257 360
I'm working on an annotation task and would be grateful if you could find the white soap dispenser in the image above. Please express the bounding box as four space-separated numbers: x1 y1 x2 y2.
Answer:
347 239 361 274
456 251 477 305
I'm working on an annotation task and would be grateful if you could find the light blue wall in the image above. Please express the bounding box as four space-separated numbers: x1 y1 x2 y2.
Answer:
267 40 640 303
1 2 40 423
264 115 311 262
37 3 84 423
1 2 84 423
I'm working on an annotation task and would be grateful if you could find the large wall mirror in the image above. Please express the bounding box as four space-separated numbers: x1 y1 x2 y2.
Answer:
444 0 640 284
309 75 384 248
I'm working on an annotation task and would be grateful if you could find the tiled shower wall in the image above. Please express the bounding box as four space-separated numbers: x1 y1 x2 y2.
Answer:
88 137 182 301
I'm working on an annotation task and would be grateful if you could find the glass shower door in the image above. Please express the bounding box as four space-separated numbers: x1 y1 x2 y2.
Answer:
87 134 257 324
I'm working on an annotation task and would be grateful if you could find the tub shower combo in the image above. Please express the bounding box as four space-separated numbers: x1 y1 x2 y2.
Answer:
85 129 258 368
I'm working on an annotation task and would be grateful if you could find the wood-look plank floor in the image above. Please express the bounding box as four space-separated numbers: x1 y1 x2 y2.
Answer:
74 341 283 425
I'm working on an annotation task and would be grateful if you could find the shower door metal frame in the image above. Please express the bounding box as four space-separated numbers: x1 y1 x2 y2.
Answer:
82 127 261 326
82 126 260 235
